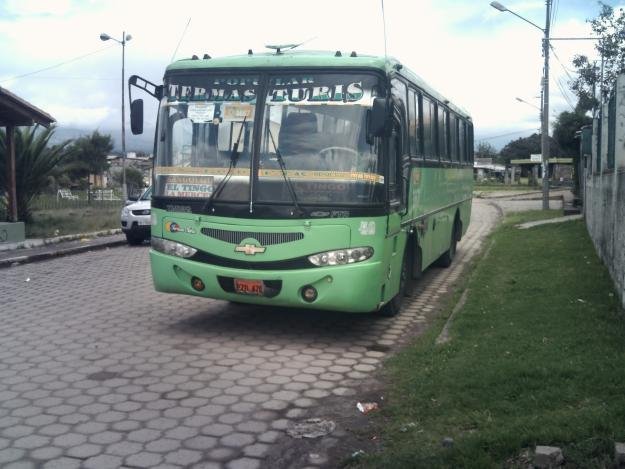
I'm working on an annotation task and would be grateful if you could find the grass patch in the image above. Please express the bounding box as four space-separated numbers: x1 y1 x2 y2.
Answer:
363 213 623 468
504 209 563 225
26 207 120 238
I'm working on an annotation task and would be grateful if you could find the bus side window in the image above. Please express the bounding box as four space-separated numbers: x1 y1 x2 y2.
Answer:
388 126 399 202
450 114 458 162
438 108 449 161
422 96 433 159
391 78 408 152
468 122 474 163
408 89 417 156
459 120 467 163
417 92 423 157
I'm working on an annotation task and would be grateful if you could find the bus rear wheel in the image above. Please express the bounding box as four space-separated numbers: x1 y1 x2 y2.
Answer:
380 251 410 317
437 218 460 268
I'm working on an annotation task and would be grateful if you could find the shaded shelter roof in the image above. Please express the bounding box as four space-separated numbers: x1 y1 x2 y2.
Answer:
510 158 573 165
0 86 55 127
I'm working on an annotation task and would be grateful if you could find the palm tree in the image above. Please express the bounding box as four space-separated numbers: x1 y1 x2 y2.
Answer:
0 125 72 222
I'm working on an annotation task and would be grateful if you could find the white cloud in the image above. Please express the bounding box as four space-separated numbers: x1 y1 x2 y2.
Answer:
45 104 112 127
0 0 607 150
3 0 74 16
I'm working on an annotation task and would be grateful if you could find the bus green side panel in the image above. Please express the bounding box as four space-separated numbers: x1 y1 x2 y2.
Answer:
381 213 408 305
403 165 473 269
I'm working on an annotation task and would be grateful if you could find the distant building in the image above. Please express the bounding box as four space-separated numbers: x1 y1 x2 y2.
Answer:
106 153 153 185
509 157 574 186
473 158 506 182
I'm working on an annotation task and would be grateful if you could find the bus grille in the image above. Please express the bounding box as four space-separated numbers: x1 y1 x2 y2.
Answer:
201 228 304 246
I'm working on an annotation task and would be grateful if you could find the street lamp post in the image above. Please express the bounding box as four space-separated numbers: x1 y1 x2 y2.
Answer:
491 0 551 210
515 96 541 111
100 31 132 200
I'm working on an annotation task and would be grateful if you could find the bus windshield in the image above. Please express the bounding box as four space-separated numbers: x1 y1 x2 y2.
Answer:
154 72 384 207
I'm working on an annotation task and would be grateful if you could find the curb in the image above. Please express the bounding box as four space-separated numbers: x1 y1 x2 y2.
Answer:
0 229 123 252
0 237 128 269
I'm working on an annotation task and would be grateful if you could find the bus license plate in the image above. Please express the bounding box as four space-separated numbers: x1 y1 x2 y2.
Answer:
234 279 264 296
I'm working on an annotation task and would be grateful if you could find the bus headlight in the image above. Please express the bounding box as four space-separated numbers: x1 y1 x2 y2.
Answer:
308 247 374 266
151 237 197 258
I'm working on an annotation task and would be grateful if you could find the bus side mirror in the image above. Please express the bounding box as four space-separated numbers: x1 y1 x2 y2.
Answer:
130 99 144 135
367 97 389 144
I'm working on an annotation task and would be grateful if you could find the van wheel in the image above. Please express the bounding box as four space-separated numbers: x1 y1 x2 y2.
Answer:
380 251 409 317
126 233 144 245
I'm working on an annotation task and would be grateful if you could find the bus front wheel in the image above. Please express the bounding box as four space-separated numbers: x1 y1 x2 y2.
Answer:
380 251 410 317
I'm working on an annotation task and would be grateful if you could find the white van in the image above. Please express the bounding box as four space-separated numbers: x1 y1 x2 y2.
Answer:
120 186 152 245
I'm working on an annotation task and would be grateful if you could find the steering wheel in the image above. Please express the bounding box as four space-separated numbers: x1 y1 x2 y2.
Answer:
318 146 359 158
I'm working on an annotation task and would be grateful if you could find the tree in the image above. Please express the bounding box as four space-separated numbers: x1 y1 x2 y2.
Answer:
571 3 625 109
552 111 592 156
552 110 593 195
0 126 73 221
475 142 498 160
499 133 561 164
111 166 145 196
63 131 113 182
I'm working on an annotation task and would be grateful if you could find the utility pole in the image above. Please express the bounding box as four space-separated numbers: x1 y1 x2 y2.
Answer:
540 0 551 210
121 30 127 201
100 31 131 200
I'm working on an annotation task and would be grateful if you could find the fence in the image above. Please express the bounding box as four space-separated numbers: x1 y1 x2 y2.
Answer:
582 74 625 309
32 191 123 211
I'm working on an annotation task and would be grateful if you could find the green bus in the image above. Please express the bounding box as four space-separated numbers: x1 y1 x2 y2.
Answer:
129 49 473 315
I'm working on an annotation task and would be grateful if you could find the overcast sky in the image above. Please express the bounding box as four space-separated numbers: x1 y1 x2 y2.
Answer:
0 0 607 150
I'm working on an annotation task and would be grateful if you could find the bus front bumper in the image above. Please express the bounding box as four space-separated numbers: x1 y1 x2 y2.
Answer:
150 250 384 313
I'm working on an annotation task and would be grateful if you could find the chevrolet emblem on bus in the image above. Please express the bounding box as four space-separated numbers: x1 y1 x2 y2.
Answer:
235 244 266 255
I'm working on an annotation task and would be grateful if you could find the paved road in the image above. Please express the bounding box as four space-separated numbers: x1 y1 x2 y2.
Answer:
476 189 569 214
0 200 500 469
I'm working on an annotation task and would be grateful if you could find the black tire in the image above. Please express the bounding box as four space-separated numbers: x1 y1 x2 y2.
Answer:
380 250 410 317
437 218 460 268
125 233 144 245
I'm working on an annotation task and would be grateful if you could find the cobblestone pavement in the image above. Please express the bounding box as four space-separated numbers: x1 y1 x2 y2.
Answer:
0 200 500 469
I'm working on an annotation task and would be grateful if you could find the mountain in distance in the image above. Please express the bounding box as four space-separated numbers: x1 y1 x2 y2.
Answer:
49 125 156 154
48 125 533 155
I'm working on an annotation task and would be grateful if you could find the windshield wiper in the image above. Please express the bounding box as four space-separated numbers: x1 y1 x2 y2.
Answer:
202 116 247 213
267 128 305 217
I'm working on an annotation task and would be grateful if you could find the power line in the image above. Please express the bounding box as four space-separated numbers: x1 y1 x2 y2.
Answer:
479 128 538 141
557 77 575 109
549 44 576 82
551 0 559 33
8 76 118 81
554 76 575 110
0 44 115 84
548 43 578 110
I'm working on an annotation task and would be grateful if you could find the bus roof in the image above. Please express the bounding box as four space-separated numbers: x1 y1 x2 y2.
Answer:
166 50 471 119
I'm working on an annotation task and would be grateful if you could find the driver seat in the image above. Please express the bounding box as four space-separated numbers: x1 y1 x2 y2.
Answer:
278 112 319 156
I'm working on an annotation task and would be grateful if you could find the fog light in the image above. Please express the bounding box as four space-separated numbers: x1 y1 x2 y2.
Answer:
301 285 317 302
191 276 205 291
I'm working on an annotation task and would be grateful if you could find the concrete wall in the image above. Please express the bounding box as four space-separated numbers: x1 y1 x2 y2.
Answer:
583 74 625 309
